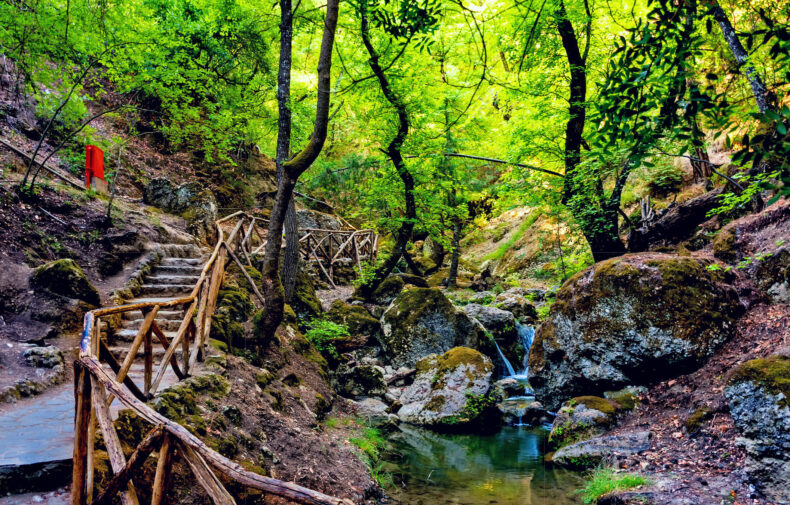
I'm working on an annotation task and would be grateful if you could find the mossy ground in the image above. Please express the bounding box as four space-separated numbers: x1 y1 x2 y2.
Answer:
727 355 790 403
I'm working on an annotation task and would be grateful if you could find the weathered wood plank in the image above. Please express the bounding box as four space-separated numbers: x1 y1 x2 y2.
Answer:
92 382 140 505
179 442 236 505
151 433 173 505
89 425 163 505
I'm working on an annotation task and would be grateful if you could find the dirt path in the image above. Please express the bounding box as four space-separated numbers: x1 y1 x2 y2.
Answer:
610 302 790 504
316 285 354 311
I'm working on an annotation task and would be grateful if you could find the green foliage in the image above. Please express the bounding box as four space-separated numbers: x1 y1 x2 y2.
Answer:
578 468 648 504
349 423 393 488
304 318 350 359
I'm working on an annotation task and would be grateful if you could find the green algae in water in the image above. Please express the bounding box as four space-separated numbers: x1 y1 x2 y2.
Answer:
384 425 585 504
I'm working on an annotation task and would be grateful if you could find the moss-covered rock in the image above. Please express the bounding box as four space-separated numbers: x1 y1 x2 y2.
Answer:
335 364 387 398
548 396 633 449
326 300 380 340
529 254 743 410
756 248 790 304
31 259 100 306
724 355 790 503
397 347 495 428
712 227 737 263
379 288 488 368
291 271 323 323
370 275 405 305
685 406 715 434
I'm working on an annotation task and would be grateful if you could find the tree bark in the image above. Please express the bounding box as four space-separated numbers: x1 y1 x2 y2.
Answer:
355 1 417 300
273 0 300 302
447 216 462 288
259 0 339 344
555 0 628 262
711 1 775 114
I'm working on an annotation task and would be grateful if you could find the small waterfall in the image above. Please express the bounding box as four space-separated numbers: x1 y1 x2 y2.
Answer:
492 339 516 377
515 322 535 377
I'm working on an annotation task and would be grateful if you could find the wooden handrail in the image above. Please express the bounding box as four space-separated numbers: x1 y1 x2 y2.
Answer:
74 212 354 505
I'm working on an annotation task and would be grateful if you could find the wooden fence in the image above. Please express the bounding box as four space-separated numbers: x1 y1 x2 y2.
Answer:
73 211 353 505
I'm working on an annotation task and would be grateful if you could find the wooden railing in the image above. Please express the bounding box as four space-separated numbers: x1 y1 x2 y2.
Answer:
297 228 377 288
73 211 353 505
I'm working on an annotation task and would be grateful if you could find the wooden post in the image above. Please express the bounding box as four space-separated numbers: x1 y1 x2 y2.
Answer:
89 425 163 505
190 279 210 373
72 364 92 505
150 322 186 380
179 442 236 505
151 434 173 505
143 325 153 397
92 382 140 505
183 321 192 374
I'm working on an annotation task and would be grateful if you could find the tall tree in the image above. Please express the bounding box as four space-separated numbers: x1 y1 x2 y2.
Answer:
258 0 339 344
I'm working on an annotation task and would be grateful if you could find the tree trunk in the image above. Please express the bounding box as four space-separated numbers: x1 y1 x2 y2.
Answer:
447 216 462 288
354 2 416 300
259 0 339 344
711 1 775 114
555 0 627 262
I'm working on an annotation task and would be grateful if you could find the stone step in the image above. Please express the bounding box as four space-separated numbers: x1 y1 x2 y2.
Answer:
146 274 201 285
108 346 184 361
152 264 204 276
160 257 203 266
121 318 183 331
140 284 194 296
121 309 185 321
114 328 179 342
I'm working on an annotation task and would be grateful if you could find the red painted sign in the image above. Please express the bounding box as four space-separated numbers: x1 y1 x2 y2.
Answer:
85 145 105 188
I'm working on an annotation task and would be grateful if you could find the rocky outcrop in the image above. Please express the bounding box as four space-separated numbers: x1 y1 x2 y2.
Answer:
397 347 495 427
529 254 743 410
463 303 521 368
291 271 323 324
551 431 651 469
379 288 488 368
296 209 344 231
548 396 633 449
31 259 100 306
143 178 218 242
494 288 538 323
756 248 790 304
335 364 387 398
724 355 790 503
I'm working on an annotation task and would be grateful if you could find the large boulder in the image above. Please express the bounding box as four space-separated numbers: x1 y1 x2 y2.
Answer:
551 431 651 469
463 303 520 369
326 300 380 344
397 347 495 427
296 209 344 231
335 364 387 398
548 396 634 449
379 288 488 369
31 259 100 306
529 254 743 410
724 355 790 503
143 178 218 242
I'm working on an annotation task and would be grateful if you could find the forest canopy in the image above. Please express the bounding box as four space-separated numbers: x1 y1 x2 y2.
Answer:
2 0 789 269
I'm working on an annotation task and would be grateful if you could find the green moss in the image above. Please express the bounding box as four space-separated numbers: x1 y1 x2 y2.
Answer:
713 227 737 263
217 289 253 321
728 355 790 402
326 300 380 337
685 406 714 433
291 272 323 323
607 391 639 411
416 347 493 389
216 435 238 457
314 393 331 420
572 396 619 416
256 369 276 388
371 275 405 301
31 258 100 305
424 395 447 412
290 333 329 371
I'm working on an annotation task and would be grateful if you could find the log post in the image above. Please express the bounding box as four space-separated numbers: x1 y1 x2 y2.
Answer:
72 364 92 505
143 324 153 397
151 434 173 505
150 322 186 380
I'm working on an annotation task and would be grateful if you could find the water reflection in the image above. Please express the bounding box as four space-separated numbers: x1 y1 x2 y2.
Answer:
384 425 584 505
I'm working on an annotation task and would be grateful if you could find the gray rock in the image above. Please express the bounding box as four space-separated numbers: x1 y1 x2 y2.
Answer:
336 364 387 399
379 288 488 369
143 178 218 242
529 254 744 410
552 431 651 468
492 378 524 399
353 398 396 427
296 209 344 230
397 347 494 427
725 355 790 503
23 346 64 369
497 399 547 426
494 289 538 322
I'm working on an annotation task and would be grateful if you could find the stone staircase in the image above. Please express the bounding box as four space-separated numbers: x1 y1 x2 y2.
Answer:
105 245 208 396
0 244 210 496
